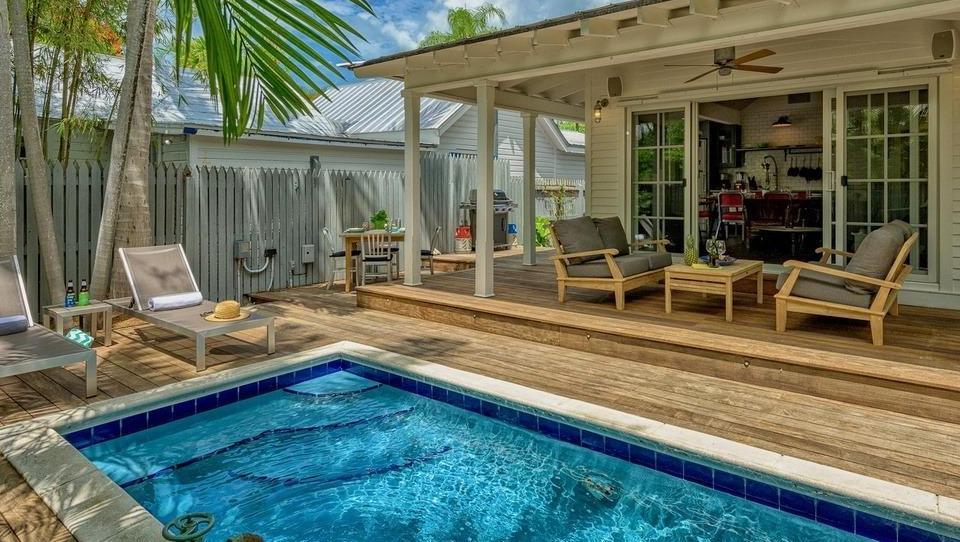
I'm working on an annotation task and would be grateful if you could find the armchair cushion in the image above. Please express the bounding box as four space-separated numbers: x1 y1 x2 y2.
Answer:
776 269 873 309
844 224 904 294
552 217 606 264
567 252 671 279
593 216 631 256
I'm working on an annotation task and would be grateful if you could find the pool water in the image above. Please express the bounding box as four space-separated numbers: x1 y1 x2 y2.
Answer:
82 370 867 541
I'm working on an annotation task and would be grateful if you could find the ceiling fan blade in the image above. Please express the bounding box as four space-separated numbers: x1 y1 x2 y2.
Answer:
664 64 717 67
731 64 783 74
733 48 776 65
685 68 720 84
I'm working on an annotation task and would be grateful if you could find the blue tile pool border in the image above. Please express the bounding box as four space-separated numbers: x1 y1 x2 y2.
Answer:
61 357 958 542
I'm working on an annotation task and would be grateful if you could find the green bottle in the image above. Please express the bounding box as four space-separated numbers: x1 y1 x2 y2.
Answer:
77 279 90 306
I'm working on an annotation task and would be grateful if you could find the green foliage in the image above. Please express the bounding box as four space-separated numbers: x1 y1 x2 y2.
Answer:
419 3 506 47
534 216 552 247
555 120 585 134
370 209 389 228
169 0 374 141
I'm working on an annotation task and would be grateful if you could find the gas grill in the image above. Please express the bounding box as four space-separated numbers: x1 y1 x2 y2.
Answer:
459 189 518 251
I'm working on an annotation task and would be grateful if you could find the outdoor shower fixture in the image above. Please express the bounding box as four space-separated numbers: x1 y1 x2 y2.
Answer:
762 155 780 191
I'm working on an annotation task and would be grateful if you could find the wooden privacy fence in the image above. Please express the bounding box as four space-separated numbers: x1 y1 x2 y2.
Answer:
13 155 584 313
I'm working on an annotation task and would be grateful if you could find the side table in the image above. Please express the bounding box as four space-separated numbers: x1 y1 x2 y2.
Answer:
43 300 113 346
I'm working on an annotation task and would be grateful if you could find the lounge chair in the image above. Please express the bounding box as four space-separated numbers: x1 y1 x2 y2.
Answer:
775 221 918 346
0 256 97 397
107 245 275 371
549 216 672 310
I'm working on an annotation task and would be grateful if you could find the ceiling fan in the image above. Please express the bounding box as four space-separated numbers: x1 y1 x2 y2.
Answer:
665 47 783 84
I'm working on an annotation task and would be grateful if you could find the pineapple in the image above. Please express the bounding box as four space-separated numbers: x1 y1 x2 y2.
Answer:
683 235 698 266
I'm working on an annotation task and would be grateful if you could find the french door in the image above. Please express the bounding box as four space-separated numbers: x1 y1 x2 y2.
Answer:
630 107 690 252
835 82 935 278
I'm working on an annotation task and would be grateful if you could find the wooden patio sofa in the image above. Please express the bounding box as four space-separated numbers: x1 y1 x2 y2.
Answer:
775 220 917 346
0 256 97 397
549 216 671 310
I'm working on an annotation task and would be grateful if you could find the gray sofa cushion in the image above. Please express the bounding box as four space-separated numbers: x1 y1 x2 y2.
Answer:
888 219 914 240
593 216 630 256
777 269 873 309
844 224 904 294
567 253 669 279
552 216 606 263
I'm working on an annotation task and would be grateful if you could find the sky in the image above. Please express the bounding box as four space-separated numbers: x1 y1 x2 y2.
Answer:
325 0 611 81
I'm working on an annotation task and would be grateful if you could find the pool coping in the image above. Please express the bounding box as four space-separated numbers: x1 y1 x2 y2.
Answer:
0 340 958 541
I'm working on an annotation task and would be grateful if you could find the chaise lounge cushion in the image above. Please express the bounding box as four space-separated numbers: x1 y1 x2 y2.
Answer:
567 252 672 279
843 224 905 294
776 269 873 309
593 216 631 257
552 217 607 264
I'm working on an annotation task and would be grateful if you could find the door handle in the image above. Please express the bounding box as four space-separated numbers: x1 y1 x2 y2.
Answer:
840 175 848 187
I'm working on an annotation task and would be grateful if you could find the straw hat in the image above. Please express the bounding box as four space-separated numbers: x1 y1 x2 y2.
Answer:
202 300 250 322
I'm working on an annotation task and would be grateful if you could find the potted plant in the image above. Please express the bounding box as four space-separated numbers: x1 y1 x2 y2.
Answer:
370 209 389 230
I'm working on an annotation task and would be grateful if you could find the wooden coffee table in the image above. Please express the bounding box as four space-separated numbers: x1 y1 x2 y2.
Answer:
664 260 764 322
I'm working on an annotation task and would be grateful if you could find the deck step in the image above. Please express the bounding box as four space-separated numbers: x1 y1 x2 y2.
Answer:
357 283 960 425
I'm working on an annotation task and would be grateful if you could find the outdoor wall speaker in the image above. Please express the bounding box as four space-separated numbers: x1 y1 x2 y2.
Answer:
607 76 623 98
932 29 956 61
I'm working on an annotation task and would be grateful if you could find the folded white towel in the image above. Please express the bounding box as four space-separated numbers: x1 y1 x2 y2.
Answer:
148 291 203 311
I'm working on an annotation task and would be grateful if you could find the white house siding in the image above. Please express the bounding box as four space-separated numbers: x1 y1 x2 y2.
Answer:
437 107 585 180
189 135 405 171
952 69 960 293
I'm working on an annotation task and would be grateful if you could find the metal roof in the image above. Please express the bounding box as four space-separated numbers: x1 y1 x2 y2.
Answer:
315 78 464 136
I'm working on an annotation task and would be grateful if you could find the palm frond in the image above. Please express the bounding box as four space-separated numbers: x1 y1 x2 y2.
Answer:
172 0 372 141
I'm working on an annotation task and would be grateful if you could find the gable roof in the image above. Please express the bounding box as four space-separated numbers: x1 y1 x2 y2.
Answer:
315 78 464 136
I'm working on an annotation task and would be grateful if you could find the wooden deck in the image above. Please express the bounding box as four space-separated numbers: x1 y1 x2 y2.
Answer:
2 281 960 540
358 255 960 424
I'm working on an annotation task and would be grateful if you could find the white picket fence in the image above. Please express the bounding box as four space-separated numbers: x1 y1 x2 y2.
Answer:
13 154 584 312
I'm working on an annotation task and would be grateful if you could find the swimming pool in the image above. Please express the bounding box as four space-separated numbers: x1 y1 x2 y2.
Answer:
59 350 958 542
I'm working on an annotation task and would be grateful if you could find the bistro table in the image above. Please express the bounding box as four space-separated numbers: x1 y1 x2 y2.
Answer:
340 230 405 293
43 300 113 346
755 225 823 257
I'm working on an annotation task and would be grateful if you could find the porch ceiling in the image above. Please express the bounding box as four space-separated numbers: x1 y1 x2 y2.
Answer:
350 0 960 116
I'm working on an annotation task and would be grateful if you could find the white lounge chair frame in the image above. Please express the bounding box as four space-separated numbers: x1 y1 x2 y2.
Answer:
0 257 97 397
108 245 275 371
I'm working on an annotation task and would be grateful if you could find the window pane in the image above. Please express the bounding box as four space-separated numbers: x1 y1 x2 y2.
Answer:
919 182 928 224
662 148 684 183
847 225 871 253
919 135 928 179
634 114 657 147
635 184 655 216
847 183 868 223
869 138 884 180
918 89 929 133
635 149 657 182
887 182 910 222
847 139 867 178
869 93 884 135
662 219 684 249
662 111 685 146
887 91 913 135
870 182 884 223
846 94 868 136
664 183 684 218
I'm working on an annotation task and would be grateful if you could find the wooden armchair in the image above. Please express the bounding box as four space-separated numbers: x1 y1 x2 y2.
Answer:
775 229 917 346
548 216 672 310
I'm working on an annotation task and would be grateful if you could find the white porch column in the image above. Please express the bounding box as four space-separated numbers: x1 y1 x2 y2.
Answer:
521 112 538 266
475 80 496 297
402 90 422 286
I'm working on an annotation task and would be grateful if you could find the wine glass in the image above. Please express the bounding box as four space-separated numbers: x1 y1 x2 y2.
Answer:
716 240 727 261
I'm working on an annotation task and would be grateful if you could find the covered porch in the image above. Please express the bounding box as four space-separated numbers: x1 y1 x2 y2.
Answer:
351 0 960 310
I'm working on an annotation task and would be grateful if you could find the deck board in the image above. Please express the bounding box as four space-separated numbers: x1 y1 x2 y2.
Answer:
2 284 960 540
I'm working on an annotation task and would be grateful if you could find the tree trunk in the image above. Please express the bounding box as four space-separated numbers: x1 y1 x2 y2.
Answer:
0 0 15 257
10 0 64 301
90 0 156 300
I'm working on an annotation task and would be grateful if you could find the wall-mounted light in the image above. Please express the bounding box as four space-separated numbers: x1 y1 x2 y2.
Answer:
772 115 792 127
593 99 609 124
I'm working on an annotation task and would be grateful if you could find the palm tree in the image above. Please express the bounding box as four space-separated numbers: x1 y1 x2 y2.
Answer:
90 0 374 298
420 3 506 47
0 0 16 258
10 0 65 302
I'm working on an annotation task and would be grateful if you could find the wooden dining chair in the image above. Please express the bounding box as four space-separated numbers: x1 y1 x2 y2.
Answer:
360 230 398 285
421 226 442 275
322 227 359 290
